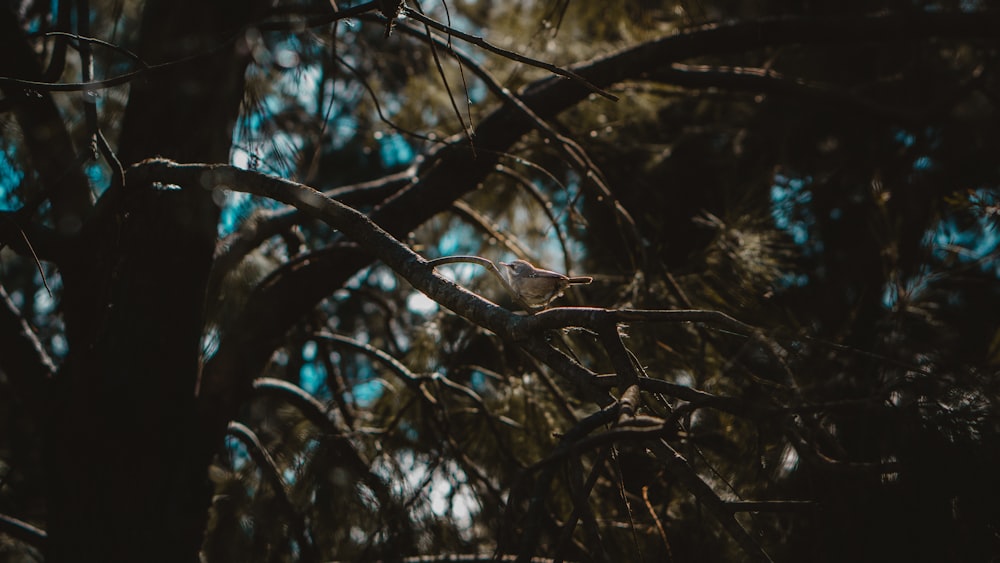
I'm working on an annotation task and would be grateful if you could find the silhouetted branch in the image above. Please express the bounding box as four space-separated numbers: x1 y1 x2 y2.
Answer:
43 31 149 68
252 377 336 432
645 63 922 122
511 401 621 558
251 376 411 539
393 23 639 265
514 307 757 339
0 7 92 231
0 285 55 408
725 501 817 513
0 512 46 547
313 331 436 402
226 422 317 562
650 439 772 562
399 8 617 102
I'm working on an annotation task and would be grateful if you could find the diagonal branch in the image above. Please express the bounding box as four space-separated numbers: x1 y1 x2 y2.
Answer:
650 439 772 561
400 7 618 102
0 284 55 408
225 422 317 562
250 377 413 538
0 512 46 548
130 159 514 338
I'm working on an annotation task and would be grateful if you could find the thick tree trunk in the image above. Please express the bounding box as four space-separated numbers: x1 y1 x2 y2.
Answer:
43 2 264 561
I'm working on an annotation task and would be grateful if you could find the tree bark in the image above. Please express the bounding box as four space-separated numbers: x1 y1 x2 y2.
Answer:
43 1 264 561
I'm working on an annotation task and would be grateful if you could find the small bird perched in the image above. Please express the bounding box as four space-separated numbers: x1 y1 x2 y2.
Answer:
500 259 593 308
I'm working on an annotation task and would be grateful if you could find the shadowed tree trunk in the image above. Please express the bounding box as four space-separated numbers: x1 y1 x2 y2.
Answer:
41 1 264 561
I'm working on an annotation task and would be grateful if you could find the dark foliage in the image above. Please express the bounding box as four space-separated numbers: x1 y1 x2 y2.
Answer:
0 1 998 562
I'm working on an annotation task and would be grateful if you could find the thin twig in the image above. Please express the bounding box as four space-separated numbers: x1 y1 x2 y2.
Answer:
411 0 474 150
401 8 618 102
1 215 52 296
43 31 150 68
643 485 672 560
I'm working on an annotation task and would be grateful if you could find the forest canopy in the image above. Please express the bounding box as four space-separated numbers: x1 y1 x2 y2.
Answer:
1 1 998 562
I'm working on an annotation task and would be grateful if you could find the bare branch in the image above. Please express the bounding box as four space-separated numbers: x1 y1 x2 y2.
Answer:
645 63 922 122
0 284 55 407
649 440 772 561
252 377 336 433
392 22 639 265
251 376 406 527
313 331 438 404
0 512 46 548
0 7 92 231
225 421 317 562
513 307 757 339
399 8 618 102
43 31 149 69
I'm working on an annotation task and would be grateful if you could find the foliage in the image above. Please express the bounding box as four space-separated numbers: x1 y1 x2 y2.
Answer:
1 1 998 562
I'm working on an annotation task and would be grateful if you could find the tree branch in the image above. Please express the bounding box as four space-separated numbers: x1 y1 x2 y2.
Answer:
0 6 92 234
225 422 317 562
0 512 46 548
0 211 67 265
0 284 54 408
399 7 618 102
650 439 772 561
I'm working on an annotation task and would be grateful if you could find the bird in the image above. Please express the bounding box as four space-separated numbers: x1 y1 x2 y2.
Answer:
500 259 593 308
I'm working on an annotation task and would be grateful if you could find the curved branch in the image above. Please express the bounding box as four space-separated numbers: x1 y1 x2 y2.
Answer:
313 331 434 399
493 165 572 273
42 31 149 69
0 7 92 232
449 201 533 260
252 377 335 432
207 172 414 301
129 159 512 335
0 211 65 270
225 421 317 562
251 377 419 546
